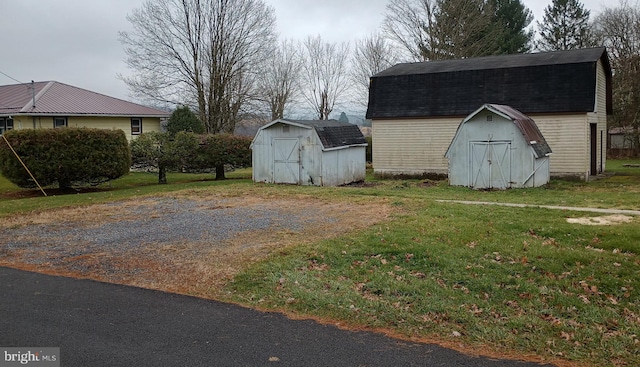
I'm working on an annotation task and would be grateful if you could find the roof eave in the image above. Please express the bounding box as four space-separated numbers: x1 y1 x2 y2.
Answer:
0 112 169 118
321 143 368 152
259 118 313 131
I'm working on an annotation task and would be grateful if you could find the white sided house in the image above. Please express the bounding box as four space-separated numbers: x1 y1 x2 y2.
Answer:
445 104 552 189
251 119 367 186
366 48 612 181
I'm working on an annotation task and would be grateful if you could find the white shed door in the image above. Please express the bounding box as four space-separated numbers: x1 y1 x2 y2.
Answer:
470 141 511 189
273 138 300 184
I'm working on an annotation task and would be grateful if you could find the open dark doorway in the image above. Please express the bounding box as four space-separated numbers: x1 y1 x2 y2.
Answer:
590 123 597 175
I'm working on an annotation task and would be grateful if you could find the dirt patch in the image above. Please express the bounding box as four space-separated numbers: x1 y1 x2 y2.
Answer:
341 181 380 188
0 193 392 297
418 180 439 187
566 214 634 225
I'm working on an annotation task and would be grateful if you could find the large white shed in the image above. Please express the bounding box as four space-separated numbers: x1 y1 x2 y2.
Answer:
367 48 611 181
251 119 367 186
445 104 552 189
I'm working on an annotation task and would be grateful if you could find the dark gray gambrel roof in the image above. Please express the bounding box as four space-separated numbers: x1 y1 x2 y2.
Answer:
287 119 367 149
366 47 612 119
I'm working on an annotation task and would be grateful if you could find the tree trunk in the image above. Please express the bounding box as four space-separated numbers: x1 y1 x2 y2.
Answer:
215 164 226 180
158 165 167 184
58 178 71 190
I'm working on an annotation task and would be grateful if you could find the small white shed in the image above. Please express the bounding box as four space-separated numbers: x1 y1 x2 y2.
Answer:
445 104 552 189
251 119 367 186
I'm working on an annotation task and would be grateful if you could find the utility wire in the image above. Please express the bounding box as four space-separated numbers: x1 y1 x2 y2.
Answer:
0 70 24 84
0 73 35 110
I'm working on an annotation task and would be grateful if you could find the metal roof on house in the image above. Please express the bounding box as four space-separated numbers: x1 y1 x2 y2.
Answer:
468 104 552 158
260 119 367 150
366 47 612 119
0 81 170 117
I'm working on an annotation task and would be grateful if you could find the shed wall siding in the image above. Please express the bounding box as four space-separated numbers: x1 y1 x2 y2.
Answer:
372 117 460 175
252 124 311 184
303 137 324 185
373 113 591 179
322 147 366 186
595 60 607 114
595 60 608 172
448 117 520 187
522 114 589 177
447 113 550 188
252 122 365 186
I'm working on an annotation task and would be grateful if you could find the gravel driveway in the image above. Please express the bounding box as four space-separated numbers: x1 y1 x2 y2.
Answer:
0 194 389 296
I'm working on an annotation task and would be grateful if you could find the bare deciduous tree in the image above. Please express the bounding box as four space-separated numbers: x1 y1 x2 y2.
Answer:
351 32 400 109
301 35 350 120
593 1 640 62
256 39 302 121
382 0 438 61
119 0 277 134
593 0 640 154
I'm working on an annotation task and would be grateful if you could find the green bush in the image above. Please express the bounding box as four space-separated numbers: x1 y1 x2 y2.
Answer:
130 131 200 183
166 105 205 135
130 132 251 183
129 131 164 169
0 128 130 189
195 134 252 169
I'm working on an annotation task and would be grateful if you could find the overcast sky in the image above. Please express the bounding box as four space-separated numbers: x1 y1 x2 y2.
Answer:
1 0 607 103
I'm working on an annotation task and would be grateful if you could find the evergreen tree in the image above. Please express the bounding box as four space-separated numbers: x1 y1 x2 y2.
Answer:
166 105 205 136
489 0 534 54
384 0 534 61
537 0 594 51
338 112 349 123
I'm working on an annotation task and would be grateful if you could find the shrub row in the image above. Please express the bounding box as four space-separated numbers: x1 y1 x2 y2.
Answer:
0 128 130 188
130 131 252 182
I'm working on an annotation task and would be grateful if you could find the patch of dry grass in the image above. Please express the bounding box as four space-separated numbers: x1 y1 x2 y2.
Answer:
0 199 162 229
0 193 394 299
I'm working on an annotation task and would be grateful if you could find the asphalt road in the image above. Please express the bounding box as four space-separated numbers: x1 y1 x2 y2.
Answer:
0 267 552 367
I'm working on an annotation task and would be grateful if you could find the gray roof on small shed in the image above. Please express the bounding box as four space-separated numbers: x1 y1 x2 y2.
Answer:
367 47 612 119
258 119 367 150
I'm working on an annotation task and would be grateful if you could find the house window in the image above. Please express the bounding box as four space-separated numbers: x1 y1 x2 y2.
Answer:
131 118 142 135
0 117 14 135
53 117 67 128
282 125 289 133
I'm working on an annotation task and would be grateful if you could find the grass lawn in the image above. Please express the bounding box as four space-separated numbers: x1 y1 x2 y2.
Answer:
0 169 253 217
1 162 639 366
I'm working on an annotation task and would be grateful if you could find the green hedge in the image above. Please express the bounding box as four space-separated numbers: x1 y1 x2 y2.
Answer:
194 134 252 169
130 132 251 183
0 128 130 188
